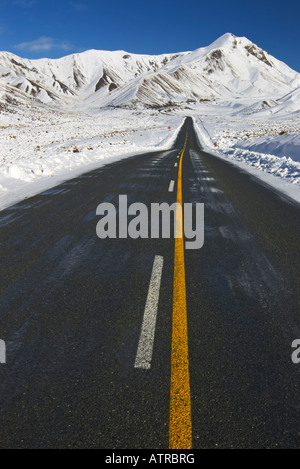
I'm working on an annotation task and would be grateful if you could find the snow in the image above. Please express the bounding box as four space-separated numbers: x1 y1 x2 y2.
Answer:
0 107 183 210
191 109 300 203
0 99 299 210
0 33 299 209
233 133 300 162
1 33 300 110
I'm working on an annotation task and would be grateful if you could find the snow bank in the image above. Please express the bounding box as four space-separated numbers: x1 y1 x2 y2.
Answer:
192 115 300 204
223 148 300 185
233 132 300 162
0 110 183 211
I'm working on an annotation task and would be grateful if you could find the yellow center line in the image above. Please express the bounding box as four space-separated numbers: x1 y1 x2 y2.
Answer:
169 132 192 450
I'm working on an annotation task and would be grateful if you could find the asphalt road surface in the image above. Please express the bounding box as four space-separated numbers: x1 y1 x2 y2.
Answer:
0 117 299 449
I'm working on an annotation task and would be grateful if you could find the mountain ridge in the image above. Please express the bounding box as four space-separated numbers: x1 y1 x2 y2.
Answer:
1 33 300 112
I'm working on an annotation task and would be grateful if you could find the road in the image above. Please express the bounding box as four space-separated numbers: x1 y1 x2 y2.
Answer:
0 117 299 449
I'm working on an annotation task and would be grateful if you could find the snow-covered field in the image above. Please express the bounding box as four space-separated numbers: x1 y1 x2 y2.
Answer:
0 106 183 209
188 102 300 202
0 100 299 210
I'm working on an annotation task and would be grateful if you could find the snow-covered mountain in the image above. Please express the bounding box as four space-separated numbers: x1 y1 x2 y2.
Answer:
1 33 300 111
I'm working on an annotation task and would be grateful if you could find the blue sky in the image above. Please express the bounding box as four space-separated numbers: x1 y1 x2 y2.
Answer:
0 0 299 71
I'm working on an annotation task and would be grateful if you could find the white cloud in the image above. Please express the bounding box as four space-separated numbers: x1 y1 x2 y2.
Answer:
15 36 74 53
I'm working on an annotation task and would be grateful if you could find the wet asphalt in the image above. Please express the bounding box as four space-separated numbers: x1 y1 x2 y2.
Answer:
0 117 299 449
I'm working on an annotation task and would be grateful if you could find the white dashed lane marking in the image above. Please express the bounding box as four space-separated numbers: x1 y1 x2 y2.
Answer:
168 180 175 192
134 255 164 370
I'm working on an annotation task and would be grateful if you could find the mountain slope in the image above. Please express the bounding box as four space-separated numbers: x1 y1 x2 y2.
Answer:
1 33 300 111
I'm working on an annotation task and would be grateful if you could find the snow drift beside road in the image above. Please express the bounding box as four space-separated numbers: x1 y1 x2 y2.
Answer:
233 132 300 162
0 110 183 211
192 116 300 203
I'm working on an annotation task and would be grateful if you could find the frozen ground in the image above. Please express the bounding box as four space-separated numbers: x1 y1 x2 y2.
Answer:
0 99 299 210
0 106 183 210
184 101 300 202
